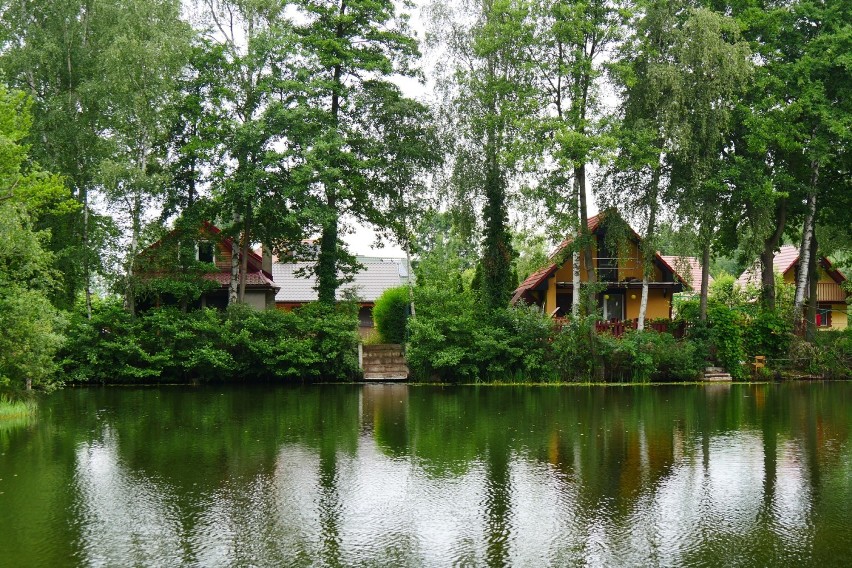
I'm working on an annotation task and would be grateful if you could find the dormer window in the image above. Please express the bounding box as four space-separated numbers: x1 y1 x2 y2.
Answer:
197 241 215 263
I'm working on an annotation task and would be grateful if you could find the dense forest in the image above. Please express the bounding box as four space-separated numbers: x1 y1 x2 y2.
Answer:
0 0 849 389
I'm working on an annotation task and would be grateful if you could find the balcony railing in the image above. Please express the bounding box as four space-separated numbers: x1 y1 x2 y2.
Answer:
553 318 686 339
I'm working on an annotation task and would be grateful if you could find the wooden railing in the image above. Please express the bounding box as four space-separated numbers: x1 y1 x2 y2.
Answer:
553 318 686 338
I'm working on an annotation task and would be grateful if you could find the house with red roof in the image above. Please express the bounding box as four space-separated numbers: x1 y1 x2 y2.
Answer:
137 221 279 310
512 212 689 322
735 244 848 330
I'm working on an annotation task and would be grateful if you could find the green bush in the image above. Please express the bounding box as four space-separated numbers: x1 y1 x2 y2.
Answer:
787 329 852 379
707 305 747 379
59 299 360 384
406 287 555 382
372 286 410 344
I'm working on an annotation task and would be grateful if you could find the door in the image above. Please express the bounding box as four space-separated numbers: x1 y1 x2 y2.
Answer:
602 292 625 321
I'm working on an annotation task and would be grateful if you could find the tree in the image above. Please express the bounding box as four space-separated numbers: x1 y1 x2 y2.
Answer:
0 85 68 390
94 0 192 315
200 0 307 306
529 0 625 316
0 0 109 313
665 7 752 321
288 0 437 305
607 0 682 330
429 0 537 310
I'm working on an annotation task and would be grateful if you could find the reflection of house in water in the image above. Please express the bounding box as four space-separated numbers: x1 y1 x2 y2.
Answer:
273 256 412 335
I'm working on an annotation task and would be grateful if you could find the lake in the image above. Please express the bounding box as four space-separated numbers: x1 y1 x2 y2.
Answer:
1 383 850 567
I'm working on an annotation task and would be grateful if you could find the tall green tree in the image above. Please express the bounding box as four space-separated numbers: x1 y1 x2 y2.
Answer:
200 0 305 305
0 86 69 390
0 0 108 313
288 0 437 305
529 0 625 316
429 0 536 310
607 0 683 329
666 7 752 321
94 0 192 314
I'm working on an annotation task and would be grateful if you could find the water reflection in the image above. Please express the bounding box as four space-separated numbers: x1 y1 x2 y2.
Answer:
0 383 850 567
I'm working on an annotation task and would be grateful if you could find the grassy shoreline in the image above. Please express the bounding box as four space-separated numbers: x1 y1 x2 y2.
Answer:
0 395 37 421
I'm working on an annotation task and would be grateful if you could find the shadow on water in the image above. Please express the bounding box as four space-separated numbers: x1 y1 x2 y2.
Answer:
0 382 850 567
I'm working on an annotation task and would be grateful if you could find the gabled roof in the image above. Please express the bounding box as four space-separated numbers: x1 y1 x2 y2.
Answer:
139 221 278 292
735 244 848 289
659 256 712 290
200 221 272 280
512 212 690 304
273 259 410 303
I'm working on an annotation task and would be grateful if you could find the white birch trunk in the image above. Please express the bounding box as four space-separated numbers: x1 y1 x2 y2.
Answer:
793 161 819 324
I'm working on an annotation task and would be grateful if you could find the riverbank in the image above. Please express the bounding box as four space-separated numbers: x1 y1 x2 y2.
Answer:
0 395 36 420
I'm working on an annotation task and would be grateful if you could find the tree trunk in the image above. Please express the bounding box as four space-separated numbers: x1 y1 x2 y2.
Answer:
638 168 660 331
238 205 251 303
229 212 240 305
482 131 511 311
317 205 339 305
83 189 92 319
699 240 711 321
793 161 818 326
806 235 818 341
760 199 787 311
124 192 143 317
572 248 581 317
576 163 596 315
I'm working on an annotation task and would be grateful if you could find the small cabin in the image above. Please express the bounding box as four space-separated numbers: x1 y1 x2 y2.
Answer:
512 213 687 323
736 245 848 330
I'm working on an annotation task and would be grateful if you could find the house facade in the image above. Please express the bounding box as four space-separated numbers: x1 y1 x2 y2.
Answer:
138 222 278 311
736 245 848 330
512 214 687 321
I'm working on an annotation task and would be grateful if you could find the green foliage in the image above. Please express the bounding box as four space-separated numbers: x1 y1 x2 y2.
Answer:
406 287 555 383
373 286 410 344
552 321 700 383
787 330 852 380
59 300 360 384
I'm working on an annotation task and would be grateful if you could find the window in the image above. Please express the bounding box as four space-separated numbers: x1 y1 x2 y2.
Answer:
816 306 832 327
197 241 215 263
601 292 625 321
597 235 618 282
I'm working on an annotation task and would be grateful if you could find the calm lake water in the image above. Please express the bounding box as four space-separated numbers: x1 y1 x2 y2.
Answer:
1 383 851 567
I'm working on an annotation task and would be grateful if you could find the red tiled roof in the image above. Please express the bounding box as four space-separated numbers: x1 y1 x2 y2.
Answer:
660 256 710 290
736 244 847 290
203 270 278 290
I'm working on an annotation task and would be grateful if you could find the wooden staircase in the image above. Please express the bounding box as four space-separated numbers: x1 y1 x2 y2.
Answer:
361 344 409 381
702 366 732 381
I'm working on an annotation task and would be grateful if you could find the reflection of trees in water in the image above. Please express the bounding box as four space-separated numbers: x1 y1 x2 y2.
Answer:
4 384 852 566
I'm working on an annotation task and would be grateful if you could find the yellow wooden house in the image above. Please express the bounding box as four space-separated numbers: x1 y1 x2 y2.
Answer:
511 213 688 321
736 245 848 330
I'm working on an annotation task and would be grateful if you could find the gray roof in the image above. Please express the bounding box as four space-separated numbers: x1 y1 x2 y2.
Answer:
273 259 410 303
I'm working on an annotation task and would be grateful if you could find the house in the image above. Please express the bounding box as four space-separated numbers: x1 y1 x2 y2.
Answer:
272 257 411 334
735 245 848 330
511 213 688 322
137 222 279 310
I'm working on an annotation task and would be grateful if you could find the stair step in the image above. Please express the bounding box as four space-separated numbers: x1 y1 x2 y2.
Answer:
363 364 409 373
705 367 726 373
363 372 409 380
363 344 404 352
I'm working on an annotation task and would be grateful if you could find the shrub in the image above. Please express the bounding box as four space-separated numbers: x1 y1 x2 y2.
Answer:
406 288 555 382
372 286 410 344
708 305 746 379
58 299 360 384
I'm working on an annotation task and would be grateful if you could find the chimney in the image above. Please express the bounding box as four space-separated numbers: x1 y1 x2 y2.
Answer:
262 245 272 274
